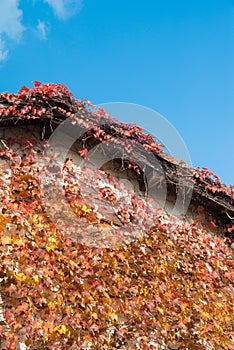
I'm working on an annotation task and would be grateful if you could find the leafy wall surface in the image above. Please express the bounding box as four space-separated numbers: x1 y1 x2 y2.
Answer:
0 83 233 349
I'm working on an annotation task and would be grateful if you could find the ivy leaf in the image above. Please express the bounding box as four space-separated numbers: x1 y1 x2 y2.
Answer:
78 148 88 157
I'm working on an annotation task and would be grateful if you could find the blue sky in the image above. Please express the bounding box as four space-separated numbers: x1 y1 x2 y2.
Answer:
0 0 233 186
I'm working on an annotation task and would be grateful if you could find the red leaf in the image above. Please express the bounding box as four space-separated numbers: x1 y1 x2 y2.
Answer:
33 81 41 87
18 85 29 94
78 148 88 157
90 281 99 288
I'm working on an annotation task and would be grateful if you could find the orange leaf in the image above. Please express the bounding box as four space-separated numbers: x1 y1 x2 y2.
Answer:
1 235 11 245
0 214 8 232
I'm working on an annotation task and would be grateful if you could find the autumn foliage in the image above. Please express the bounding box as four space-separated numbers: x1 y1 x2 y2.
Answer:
0 83 233 349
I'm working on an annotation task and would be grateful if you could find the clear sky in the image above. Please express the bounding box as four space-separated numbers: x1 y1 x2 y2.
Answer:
0 0 233 186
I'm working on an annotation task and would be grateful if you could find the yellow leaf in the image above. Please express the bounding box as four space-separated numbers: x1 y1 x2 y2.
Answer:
201 311 210 319
82 205 91 212
12 235 24 246
54 324 67 334
46 244 57 251
33 275 40 283
156 306 164 315
15 272 28 282
48 236 57 243
69 260 78 268
109 312 118 322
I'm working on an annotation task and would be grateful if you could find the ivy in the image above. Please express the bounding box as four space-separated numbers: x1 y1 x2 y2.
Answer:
0 83 233 349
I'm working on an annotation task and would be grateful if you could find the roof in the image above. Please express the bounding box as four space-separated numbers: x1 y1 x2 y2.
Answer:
0 82 233 238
